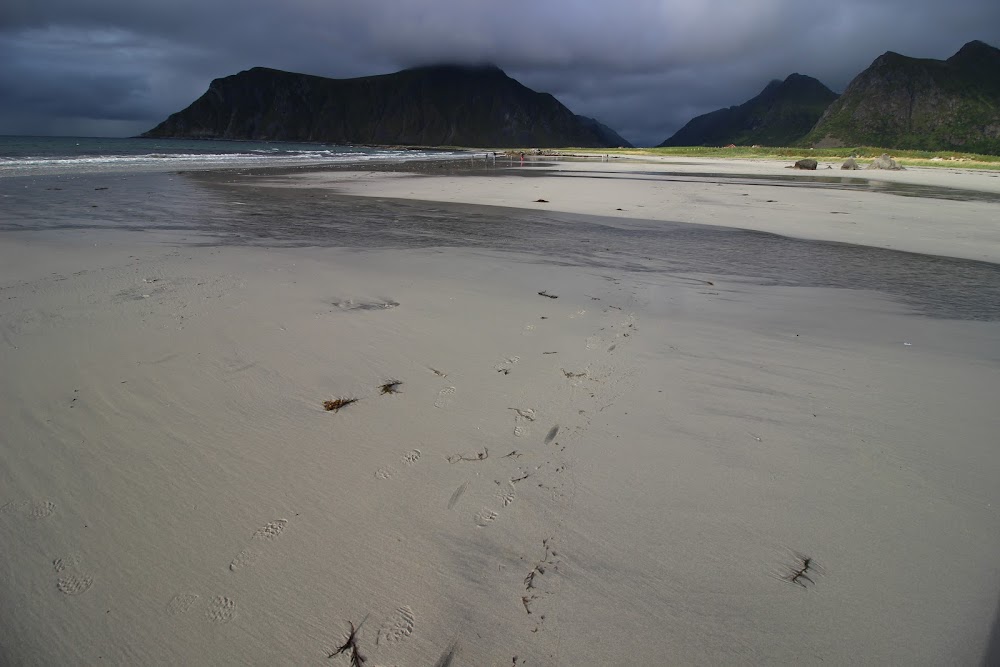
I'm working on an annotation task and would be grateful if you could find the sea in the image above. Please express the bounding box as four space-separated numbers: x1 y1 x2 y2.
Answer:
2 135 1000 321
0 135 467 177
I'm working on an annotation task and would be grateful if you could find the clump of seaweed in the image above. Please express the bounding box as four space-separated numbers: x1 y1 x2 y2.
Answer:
323 397 359 412
329 617 367 665
522 538 558 615
447 448 489 464
379 380 403 395
780 552 820 588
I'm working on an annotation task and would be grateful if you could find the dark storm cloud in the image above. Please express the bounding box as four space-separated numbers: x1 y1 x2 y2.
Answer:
2 0 999 144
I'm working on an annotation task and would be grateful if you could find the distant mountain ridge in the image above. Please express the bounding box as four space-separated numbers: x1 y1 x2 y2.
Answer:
142 64 631 148
804 40 1000 153
658 73 838 147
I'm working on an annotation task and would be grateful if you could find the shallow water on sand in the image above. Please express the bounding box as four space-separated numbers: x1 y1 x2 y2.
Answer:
2 169 999 321
561 170 1000 204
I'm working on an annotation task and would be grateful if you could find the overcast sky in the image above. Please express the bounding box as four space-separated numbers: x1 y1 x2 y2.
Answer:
2 1 999 146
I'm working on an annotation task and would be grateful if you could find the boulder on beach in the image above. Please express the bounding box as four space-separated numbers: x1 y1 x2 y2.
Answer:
841 158 860 170
867 153 904 170
794 158 818 170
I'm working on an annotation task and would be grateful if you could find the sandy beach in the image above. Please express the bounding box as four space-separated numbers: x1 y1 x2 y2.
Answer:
2 157 999 665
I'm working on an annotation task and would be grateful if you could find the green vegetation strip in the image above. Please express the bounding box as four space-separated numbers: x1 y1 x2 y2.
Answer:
546 146 1000 170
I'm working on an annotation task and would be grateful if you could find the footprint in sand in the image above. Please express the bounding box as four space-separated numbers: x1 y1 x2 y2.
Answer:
57 573 94 596
0 501 22 515
510 408 536 438
496 482 516 508
2 500 56 520
494 356 520 375
230 549 258 570
207 595 236 623
377 605 416 646
52 555 94 596
434 386 456 408
377 449 421 480
230 519 288 571
252 520 288 540
52 554 82 573
474 509 498 527
165 592 201 616
27 501 56 520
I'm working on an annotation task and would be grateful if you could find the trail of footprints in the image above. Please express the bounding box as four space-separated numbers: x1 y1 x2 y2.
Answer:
230 519 288 571
164 516 289 625
5 290 636 652
1 503 97 597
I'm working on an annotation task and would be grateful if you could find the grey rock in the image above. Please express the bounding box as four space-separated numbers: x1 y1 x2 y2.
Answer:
794 158 818 170
867 153 904 170
841 157 860 170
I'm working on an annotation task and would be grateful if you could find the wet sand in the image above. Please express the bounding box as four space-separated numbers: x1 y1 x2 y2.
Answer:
1 158 999 665
261 156 1000 263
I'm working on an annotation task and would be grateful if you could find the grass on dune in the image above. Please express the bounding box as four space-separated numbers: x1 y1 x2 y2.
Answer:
544 145 1000 170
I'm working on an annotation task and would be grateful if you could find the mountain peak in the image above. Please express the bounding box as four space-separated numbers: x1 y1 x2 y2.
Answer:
954 39 996 54
143 64 630 148
947 39 1000 66
805 40 1000 153
659 73 837 147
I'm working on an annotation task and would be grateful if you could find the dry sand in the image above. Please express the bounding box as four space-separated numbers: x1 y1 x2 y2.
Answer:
2 159 1000 665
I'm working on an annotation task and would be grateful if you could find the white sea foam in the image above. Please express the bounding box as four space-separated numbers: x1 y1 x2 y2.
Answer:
0 140 466 177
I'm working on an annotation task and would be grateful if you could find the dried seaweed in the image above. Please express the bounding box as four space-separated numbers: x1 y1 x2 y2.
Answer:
781 552 820 588
537 290 558 299
323 398 359 412
329 617 367 665
378 380 403 395
447 447 488 464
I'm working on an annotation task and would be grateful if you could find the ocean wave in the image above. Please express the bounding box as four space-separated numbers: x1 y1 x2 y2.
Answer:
0 148 467 176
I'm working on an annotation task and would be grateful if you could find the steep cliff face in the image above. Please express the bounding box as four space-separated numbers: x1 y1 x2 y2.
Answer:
805 40 1000 153
141 65 631 148
659 73 838 147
